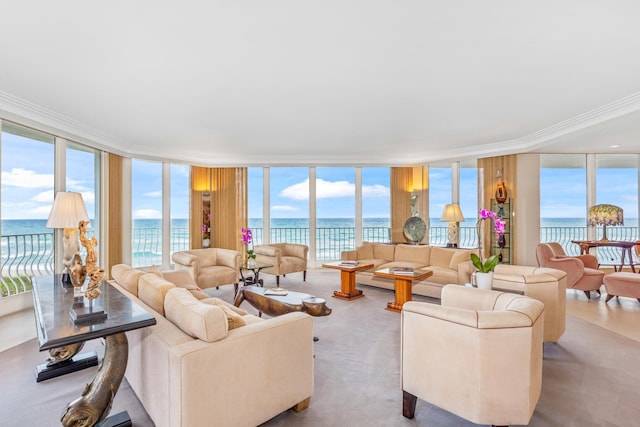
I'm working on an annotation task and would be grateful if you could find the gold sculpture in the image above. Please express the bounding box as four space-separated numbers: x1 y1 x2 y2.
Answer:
69 253 86 290
79 220 104 300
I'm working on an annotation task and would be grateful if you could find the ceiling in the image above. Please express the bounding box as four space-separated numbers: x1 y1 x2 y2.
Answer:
1 1 640 166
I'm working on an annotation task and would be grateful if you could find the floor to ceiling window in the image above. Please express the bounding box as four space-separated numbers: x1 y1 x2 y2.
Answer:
459 161 478 247
269 167 309 245
131 159 162 267
170 164 190 259
316 167 355 260
362 167 390 242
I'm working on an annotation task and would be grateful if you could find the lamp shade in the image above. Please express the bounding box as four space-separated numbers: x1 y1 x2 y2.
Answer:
587 204 623 226
46 192 90 229
440 204 465 223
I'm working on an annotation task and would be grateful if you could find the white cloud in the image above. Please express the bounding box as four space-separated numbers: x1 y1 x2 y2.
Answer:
80 191 95 204
32 190 55 202
281 178 362 200
133 209 161 219
363 184 389 197
1 168 54 188
28 204 55 217
144 191 162 198
272 205 297 211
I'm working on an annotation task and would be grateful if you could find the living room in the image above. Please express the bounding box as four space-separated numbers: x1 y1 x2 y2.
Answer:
2 2 640 426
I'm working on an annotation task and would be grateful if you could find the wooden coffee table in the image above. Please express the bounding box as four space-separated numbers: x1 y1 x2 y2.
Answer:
374 268 433 312
234 285 332 318
322 261 373 301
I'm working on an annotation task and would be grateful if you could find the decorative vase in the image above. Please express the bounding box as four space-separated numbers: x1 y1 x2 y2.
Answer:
498 234 506 248
475 271 494 290
495 181 508 204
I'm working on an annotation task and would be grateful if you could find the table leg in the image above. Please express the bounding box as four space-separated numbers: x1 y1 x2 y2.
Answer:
61 332 130 427
332 270 364 300
386 278 412 312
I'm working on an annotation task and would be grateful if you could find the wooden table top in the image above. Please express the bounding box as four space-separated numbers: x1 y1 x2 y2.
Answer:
322 261 374 271
374 268 433 281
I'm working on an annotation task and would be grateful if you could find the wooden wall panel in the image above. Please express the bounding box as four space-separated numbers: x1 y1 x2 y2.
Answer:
390 167 414 243
477 155 517 261
107 153 123 273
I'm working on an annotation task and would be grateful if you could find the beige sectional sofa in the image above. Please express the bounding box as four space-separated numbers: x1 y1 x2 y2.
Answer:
341 243 475 298
109 264 314 427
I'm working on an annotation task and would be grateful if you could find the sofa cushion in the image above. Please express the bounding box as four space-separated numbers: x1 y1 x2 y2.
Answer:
164 288 228 342
394 244 431 264
373 244 395 261
356 245 374 260
111 264 144 296
430 247 455 268
449 249 474 270
138 273 176 316
201 297 248 330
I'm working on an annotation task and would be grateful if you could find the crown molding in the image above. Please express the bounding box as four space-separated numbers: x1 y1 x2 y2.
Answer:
520 92 640 146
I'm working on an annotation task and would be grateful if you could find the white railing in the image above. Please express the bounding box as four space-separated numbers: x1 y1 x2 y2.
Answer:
3 224 638 297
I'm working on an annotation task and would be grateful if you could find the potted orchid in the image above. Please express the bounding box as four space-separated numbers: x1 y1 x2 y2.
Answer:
471 209 506 288
241 227 256 266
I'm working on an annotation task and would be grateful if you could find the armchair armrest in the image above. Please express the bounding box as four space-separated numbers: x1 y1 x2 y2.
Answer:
215 248 241 269
545 257 584 287
171 252 200 279
254 245 280 258
575 254 599 269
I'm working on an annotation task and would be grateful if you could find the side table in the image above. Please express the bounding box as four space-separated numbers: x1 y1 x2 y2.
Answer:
32 275 156 427
239 261 273 291
373 268 433 312
322 261 373 301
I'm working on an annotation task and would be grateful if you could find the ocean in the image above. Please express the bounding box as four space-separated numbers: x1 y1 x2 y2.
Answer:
2 218 638 270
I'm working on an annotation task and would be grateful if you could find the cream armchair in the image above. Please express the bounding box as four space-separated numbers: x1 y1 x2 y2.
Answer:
254 243 308 286
402 285 544 427
172 248 241 293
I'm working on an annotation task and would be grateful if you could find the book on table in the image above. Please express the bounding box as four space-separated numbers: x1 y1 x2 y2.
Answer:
391 267 415 275
339 260 359 267
265 287 288 296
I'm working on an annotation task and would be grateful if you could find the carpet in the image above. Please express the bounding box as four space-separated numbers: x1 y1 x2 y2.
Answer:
2 269 640 427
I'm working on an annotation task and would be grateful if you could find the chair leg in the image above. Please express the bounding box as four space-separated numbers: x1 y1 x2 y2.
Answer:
292 397 311 412
402 390 417 419
584 290 591 299
596 288 601 295
276 276 280 286
303 270 307 281
605 294 615 303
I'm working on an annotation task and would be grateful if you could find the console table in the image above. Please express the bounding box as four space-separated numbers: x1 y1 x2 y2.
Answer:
32 275 156 427
571 240 638 272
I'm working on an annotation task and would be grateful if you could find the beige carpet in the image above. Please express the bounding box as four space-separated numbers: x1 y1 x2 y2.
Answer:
2 270 640 427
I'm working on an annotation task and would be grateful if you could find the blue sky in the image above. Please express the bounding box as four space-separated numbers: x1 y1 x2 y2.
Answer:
1 129 638 221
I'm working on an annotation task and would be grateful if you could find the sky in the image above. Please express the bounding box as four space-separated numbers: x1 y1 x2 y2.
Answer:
1 129 638 221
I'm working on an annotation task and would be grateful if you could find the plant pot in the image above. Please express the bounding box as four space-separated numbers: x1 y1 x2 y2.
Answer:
247 258 256 268
475 271 494 290
202 238 210 248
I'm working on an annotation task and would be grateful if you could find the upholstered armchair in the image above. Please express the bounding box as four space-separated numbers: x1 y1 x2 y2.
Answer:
545 241 600 269
172 248 241 293
536 242 604 299
254 243 308 286
402 285 544 427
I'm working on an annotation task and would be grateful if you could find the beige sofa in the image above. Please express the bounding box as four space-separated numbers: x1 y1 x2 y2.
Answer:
402 285 544 426
340 243 475 298
109 264 314 427
254 243 308 286
491 264 567 343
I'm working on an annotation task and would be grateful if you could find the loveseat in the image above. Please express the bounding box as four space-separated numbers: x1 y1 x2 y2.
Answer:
109 264 314 427
340 243 475 298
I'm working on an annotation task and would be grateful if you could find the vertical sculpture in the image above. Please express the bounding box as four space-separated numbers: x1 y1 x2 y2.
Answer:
79 220 105 300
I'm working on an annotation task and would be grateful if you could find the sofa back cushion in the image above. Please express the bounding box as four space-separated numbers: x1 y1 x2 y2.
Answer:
111 264 144 296
356 245 374 259
448 249 474 270
138 273 176 316
430 247 455 268
164 288 228 342
373 243 395 261
394 244 431 264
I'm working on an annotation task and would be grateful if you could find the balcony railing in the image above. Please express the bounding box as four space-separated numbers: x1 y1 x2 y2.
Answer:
3 224 639 297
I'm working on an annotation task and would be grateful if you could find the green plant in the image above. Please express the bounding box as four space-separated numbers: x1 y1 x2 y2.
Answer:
470 253 499 273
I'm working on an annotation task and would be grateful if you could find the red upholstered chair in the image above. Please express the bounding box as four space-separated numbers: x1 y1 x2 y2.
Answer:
536 243 604 299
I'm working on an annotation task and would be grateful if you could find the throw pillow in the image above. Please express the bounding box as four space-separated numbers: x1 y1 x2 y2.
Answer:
201 297 248 329
148 265 163 278
356 245 374 259
164 288 228 342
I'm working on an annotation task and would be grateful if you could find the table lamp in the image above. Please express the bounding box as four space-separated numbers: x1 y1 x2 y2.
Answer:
46 192 90 287
588 204 623 242
440 204 465 248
